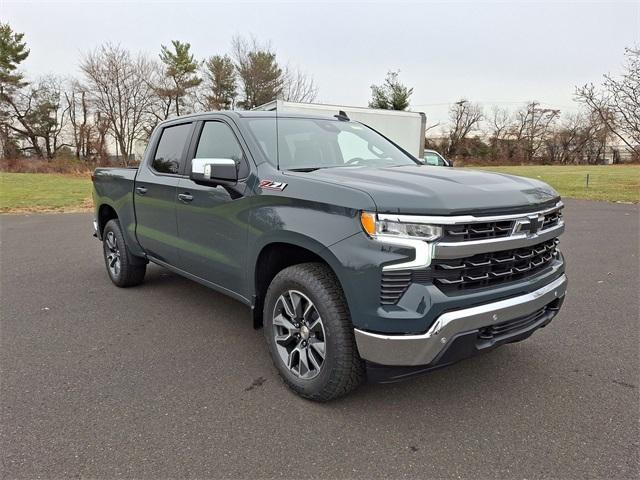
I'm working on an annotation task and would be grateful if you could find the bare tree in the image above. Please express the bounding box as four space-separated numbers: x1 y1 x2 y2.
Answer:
64 80 92 158
37 76 69 158
81 44 155 164
576 47 639 158
512 101 560 162
3 75 69 159
486 107 514 163
446 99 484 157
424 122 440 134
2 85 43 157
544 111 609 165
281 65 317 103
147 61 174 127
490 107 511 142
92 112 110 163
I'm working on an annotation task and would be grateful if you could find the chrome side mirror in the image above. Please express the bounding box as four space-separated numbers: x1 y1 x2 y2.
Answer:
190 158 238 184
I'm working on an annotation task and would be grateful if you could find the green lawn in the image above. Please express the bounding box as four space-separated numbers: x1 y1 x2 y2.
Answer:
473 165 640 203
0 172 92 213
0 166 638 213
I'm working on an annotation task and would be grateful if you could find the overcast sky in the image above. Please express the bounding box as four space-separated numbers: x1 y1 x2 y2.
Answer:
3 0 639 126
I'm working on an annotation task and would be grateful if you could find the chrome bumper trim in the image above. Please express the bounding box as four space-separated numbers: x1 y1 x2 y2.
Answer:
354 274 567 366
433 222 564 259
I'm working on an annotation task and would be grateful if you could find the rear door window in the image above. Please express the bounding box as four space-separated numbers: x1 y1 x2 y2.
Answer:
152 123 192 174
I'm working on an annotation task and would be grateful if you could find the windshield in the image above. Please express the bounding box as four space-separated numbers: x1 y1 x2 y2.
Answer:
246 117 418 170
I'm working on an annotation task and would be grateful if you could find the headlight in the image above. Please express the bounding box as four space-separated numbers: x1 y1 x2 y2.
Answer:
360 212 442 241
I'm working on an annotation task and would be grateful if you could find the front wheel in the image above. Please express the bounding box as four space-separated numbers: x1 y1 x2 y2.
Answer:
263 263 365 401
102 219 146 287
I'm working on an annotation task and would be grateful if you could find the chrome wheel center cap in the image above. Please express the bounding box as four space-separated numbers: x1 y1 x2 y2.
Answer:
300 325 310 340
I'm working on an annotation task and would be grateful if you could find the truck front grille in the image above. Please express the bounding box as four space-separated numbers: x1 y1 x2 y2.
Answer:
443 220 514 242
441 209 562 242
378 202 564 305
427 238 560 292
380 238 560 304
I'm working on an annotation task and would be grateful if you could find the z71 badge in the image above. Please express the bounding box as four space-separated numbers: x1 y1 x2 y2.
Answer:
259 180 288 191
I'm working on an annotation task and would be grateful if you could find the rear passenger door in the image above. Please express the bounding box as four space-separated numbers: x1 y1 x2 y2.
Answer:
175 119 251 296
134 122 193 265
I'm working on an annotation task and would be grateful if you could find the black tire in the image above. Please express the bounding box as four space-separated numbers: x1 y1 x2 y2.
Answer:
102 219 146 287
263 262 365 401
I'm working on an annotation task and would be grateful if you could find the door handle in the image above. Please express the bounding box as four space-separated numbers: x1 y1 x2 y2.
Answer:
135 186 147 195
178 193 193 203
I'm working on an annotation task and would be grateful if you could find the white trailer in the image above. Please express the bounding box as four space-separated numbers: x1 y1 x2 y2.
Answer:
253 100 426 158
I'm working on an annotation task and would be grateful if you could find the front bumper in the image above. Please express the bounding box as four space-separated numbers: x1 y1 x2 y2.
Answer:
354 274 567 367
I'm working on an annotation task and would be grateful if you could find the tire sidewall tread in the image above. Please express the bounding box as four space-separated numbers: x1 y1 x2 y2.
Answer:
102 219 146 288
263 262 364 401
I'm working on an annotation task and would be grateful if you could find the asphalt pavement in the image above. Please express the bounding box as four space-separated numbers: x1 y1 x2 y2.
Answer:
1 199 638 479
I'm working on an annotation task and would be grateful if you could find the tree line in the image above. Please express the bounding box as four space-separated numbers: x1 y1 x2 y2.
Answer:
1 21 638 166
428 46 639 165
370 50 638 164
0 24 318 164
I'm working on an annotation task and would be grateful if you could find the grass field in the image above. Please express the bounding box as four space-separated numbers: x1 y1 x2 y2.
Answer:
0 166 638 213
474 165 639 203
0 172 92 213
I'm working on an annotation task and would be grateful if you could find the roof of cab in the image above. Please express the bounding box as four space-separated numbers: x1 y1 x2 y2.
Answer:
157 110 345 127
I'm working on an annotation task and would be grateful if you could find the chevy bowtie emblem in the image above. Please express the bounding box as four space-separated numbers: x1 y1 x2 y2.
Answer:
513 214 545 236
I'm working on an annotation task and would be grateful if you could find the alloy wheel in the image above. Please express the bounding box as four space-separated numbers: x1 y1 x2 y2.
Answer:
272 290 326 379
105 231 121 277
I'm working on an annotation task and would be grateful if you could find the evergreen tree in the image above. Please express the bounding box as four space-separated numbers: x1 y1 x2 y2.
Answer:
158 40 201 116
369 70 413 111
0 22 30 96
0 23 30 157
203 54 237 110
231 36 282 109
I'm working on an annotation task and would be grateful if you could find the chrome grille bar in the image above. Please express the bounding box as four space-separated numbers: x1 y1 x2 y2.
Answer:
434 222 564 259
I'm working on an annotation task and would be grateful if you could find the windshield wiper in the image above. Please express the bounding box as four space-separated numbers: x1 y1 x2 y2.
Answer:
287 167 324 172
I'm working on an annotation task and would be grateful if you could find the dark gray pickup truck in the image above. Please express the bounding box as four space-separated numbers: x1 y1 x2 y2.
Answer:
92 111 567 401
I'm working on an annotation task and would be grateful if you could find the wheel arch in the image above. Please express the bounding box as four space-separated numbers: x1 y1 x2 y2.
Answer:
250 234 348 329
97 203 118 239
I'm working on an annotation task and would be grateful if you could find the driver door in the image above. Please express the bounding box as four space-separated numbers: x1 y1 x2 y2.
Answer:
175 119 252 296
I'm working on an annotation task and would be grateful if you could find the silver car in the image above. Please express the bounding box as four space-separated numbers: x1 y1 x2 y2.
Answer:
422 149 451 167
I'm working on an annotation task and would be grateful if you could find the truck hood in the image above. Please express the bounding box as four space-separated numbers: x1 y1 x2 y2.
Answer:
289 165 560 215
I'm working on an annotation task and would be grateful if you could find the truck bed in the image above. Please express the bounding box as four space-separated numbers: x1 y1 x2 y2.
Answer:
92 167 139 254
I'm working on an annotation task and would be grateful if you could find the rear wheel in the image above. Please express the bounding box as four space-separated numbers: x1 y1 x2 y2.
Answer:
102 219 146 287
263 263 365 401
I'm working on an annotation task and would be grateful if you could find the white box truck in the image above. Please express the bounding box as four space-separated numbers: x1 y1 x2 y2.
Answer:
253 100 426 158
